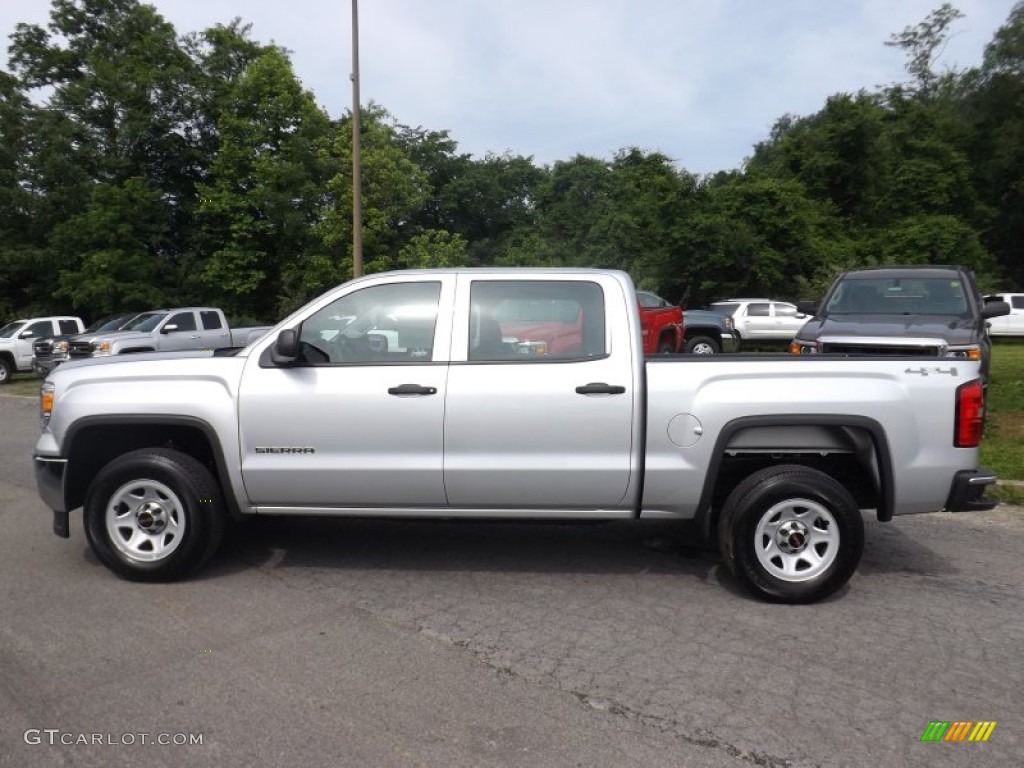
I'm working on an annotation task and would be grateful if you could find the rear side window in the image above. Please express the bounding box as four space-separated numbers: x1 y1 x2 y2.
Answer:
468 280 605 362
200 311 223 330
1013 296 1024 310
58 319 80 334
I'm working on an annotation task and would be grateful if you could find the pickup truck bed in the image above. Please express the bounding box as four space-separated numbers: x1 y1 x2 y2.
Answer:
33 269 997 603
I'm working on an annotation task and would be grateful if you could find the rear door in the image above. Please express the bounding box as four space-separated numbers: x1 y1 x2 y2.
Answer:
198 310 232 348
443 274 638 510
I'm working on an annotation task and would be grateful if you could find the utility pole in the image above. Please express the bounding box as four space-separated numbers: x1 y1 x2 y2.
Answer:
351 0 363 277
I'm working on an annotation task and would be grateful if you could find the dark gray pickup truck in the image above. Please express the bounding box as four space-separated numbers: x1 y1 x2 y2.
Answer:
790 265 1011 380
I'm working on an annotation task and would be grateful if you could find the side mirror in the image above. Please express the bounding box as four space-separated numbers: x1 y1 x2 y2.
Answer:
161 324 179 334
19 330 35 339
270 328 299 365
980 300 1011 320
796 301 817 316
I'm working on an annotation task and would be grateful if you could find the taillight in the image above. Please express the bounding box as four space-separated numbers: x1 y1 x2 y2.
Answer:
954 379 985 447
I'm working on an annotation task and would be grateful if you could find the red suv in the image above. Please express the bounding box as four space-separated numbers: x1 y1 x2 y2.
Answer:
637 291 683 353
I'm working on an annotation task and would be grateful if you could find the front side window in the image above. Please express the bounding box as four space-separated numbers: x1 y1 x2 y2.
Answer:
746 303 771 317
774 303 798 317
468 280 605 362
1012 296 1024 310
298 282 442 364
23 321 52 338
166 312 197 332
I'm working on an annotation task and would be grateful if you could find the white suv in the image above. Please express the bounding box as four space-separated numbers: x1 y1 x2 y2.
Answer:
708 299 809 343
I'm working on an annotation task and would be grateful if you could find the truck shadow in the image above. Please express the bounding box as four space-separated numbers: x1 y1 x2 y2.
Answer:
199 512 958 594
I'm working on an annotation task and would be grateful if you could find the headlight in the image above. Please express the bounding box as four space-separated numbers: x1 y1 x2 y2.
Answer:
91 339 112 355
789 340 819 354
53 340 69 353
944 345 981 361
40 381 54 427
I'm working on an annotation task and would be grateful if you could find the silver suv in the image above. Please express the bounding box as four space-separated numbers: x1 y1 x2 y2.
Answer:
708 298 809 344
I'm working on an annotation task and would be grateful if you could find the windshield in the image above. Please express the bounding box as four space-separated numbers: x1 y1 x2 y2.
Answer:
121 311 167 332
0 320 26 338
826 277 969 316
84 314 134 333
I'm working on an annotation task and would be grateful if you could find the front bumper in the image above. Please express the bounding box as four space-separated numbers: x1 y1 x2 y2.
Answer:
32 357 62 376
945 468 998 512
34 455 70 538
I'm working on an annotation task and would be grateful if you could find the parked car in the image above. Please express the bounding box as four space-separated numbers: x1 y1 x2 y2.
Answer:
791 266 1010 381
983 292 1024 336
681 309 739 354
636 290 684 353
32 312 140 377
0 315 84 384
68 307 270 360
36 269 997 603
708 298 809 344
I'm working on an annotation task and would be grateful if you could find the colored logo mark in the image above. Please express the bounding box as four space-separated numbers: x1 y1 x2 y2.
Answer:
920 721 997 742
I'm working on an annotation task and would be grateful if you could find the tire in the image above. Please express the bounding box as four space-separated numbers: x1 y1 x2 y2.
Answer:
718 464 864 603
0 357 11 384
657 338 676 354
684 335 720 354
83 448 225 581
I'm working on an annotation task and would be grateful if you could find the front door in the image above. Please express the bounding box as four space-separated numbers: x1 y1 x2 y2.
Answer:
239 277 452 508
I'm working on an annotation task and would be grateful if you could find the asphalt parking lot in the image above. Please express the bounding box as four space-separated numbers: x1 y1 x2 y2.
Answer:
1 393 1023 767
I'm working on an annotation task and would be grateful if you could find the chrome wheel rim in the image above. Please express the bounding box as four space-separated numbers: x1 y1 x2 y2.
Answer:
691 342 715 354
754 498 839 582
106 479 186 563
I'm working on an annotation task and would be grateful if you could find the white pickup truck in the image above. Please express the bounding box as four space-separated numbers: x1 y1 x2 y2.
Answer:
0 315 84 384
33 269 998 603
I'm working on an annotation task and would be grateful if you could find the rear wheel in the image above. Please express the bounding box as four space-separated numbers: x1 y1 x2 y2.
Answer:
718 465 864 603
84 448 225 581
684 335 720 354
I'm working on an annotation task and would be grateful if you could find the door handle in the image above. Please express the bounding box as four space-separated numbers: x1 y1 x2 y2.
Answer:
388 383 438 396
575 382 626 395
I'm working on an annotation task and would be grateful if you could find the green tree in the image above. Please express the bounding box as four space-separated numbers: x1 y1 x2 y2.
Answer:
197 47 333 319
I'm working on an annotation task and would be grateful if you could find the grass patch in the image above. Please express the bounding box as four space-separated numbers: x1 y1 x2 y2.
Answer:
981 342 1024 482
1 372 44 397
990 483 1024 506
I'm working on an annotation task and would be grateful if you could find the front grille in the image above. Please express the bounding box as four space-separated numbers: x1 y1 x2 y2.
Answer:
33 339 53 356
69 341 94 358
820 342 941 357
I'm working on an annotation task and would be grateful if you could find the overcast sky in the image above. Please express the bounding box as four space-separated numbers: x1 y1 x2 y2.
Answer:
2 1 1019 173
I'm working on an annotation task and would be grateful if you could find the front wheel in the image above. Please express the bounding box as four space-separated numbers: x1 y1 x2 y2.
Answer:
84 448 225 581
684 335 720 354
718 465 864 603
0 357 12 384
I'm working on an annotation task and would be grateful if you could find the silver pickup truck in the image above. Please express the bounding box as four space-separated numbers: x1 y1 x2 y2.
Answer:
33 269 998 603
67 307 269 359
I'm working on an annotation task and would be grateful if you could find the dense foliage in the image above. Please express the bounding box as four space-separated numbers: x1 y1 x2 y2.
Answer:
1 0 1022 322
